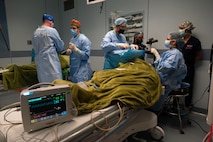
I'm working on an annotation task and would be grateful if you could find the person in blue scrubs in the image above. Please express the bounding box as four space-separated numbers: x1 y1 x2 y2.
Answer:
150 32 188 112
100 17 145 70
66 19 93 83
32 14 64 83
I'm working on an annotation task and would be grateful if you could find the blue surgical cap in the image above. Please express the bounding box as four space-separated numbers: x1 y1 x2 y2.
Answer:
114 17 127 26
43 14 54 23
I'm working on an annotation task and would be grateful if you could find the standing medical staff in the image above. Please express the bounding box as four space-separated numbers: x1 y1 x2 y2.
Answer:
32 14 64 83
133 31 147 50
66 19 93 83
150 32 188 112
101 17 145 70
178 20 203 111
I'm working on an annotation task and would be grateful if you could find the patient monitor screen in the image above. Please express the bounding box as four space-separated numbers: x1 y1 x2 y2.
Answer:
28 92 67 124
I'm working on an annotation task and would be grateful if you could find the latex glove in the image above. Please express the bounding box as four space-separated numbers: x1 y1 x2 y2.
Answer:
130 44 139 50
150 48 160 60
116 43 130 49
69 42 81 54
66 48 72 54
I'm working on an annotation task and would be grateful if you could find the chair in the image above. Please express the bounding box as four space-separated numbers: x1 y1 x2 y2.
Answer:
160 85 190 134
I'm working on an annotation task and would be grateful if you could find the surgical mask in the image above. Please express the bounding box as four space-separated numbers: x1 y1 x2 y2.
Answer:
179 29 186 36
70 29 77 37
135 39 143 45
118 28 125 34
164 40 170 48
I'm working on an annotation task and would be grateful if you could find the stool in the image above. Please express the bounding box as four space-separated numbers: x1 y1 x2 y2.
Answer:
164 87 190 134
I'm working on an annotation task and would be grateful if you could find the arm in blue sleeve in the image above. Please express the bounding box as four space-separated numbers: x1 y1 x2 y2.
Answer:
79 39 91 61
101 34 117 53
101 31 128 53
51 29 64 52
155 53 178 75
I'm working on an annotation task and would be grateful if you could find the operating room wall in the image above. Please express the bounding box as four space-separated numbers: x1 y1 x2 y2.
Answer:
60 0 212 110
2 0 62 67
1 0 212 110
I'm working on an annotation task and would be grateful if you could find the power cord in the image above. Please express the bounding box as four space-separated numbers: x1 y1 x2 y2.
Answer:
192 85 209 109
90 102 124 132
0 102 21 111
188 118 208 134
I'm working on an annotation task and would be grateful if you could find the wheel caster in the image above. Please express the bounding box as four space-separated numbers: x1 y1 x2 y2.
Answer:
150 126 165 141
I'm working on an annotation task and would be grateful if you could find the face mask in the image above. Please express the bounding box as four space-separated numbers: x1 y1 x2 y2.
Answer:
179 29 186 36
118 28 125 34
70 29 77 37
135 39 143 45
164 40 170 48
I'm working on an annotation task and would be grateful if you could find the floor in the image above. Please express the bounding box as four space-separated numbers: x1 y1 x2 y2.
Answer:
0 89 211 142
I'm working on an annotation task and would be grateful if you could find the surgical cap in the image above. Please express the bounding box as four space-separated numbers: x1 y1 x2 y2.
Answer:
169 32 185 49
114 17 127 26
71 19 81 28
179 20 195 31
43 14 54 23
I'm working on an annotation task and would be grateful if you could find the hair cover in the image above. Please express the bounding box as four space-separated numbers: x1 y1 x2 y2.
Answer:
114 17 127 26
169 32 185 49
71 19 81 28
179 20 195 31
134 31 143 38
43 14 54 23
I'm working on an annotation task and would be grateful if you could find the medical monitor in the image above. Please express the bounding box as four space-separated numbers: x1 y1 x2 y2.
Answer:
20 83 77 132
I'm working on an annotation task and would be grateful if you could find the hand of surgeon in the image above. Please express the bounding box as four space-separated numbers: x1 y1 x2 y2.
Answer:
130 44 139 50
66 48 72 54
150 47 160 60
69 42 81 54
116 43 130 49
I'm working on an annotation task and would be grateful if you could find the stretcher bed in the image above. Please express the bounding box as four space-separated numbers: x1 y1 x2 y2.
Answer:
0 58 165 141
0 104 164 142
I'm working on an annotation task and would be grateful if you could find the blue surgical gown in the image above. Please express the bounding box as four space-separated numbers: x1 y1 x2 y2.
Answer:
151 48 188 111
32 26 64 83
101 30 145 69
69 34 93 83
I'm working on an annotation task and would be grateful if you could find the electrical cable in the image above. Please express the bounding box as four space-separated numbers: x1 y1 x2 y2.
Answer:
3 108 22 125
20 130 49 142
90 102 124 132
51 128 59 142
188 118 208 134
192 85 209 107
0 102 21 111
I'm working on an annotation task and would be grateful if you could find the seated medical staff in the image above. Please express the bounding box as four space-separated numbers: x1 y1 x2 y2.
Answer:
100 17 145 70
150 32 188 112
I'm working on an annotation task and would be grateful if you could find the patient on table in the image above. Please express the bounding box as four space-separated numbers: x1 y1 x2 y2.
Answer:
53 58 162 115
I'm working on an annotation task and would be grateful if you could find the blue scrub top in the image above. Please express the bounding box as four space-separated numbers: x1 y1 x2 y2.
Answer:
69 33 93 83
